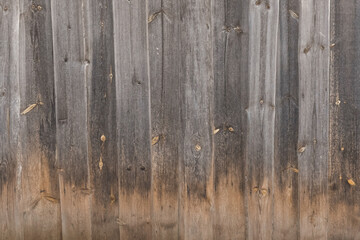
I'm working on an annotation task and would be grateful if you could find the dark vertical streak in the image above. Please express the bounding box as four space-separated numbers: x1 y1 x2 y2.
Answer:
273 0 300 238
329 1 360 239
88 0 119 238
18 0 61 238
212 0 249 238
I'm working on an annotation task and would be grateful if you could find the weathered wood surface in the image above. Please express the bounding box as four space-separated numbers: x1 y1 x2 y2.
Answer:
0 1 20 239
179 1 215 240
52 0 92 238
329 1 360 239
18 0 61 239
2 0 360 239
113 1 152 239
247 0 279 239
212 0 248 239
298 1 330 239
148 0 181 239
273 0 300 239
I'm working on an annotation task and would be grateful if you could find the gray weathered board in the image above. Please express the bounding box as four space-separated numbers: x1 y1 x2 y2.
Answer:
0 0 360 239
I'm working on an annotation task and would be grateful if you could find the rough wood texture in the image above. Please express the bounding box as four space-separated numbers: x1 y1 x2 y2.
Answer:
0 1 20 239
273 0 300 239
329 1 360 239
298 0 330 239
3 0 360 239
148 0 181 239
247 0 279 239
212 0 249 239
17 1 61 239
179 1 214 239
87 0 119 239
51 0 92 238
113 0 152 239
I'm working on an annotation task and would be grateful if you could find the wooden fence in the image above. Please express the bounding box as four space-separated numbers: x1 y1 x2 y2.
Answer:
1 0 359 239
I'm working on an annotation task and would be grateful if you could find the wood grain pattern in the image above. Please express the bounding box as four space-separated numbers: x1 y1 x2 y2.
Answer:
2 1 360 239
0 1 20 239
298 0 330 239
148 0 181 239
113 0 152 239
87 0 119 239
329 1 360 239
246 0 279 239
273 0 300 239
51 0 92 238
179 0 214 239
212 0 249 239
17 0 61 239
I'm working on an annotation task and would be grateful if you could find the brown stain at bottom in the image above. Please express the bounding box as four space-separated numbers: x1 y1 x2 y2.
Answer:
181 170 214 240
214 175 246 239
118 222 152 240
118 191 152 240
328 203 360 239
0 180 17 240
19 150 61 240
152 190 178 240
3 163 360 239
59 175 92 240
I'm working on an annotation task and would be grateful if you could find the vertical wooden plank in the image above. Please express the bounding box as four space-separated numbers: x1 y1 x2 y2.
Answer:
298 0 329 239
273 0 300 239
0 1 20 239
87 0 119 239
178 1 214 239
148 1 181 239
17 0 61 239
51 0 92 238
212 0 249 239
113 0 152 239
246 0 279 239
328 1 360 239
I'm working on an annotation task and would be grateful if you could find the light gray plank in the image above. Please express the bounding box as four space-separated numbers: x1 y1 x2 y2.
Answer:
246 0 279 239
298 0 329 239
